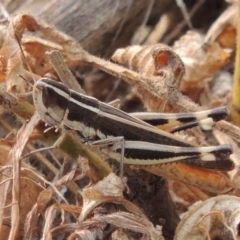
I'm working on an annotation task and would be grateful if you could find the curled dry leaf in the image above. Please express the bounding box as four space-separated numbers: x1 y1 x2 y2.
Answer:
111 44 185 89
111 44 185 112
0 18 39 93
79 173 144 221
174 195 240 240
0 14 70 92
204 3 237 49
80 173 124 221
69 212 163 240
93 212 163 240
173 31 231 100
76 173 164 239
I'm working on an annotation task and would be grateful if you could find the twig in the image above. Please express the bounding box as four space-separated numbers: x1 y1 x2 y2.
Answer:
46 50 85 94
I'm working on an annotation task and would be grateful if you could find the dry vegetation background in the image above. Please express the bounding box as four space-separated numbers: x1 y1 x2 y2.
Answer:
0 0 240 239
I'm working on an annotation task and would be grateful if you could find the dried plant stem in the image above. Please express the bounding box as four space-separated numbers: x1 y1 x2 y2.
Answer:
231 0 240 126
0 91 35 120
47 50 85 94
59 134 112 180
38 131 112 180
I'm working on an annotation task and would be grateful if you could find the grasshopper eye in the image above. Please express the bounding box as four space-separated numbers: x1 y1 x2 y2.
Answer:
42 85 69 112
42 86 58 108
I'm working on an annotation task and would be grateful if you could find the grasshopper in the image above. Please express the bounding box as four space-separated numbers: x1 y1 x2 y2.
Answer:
32 78 234 192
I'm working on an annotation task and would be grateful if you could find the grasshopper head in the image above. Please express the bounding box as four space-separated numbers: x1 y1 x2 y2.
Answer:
33 78 70 127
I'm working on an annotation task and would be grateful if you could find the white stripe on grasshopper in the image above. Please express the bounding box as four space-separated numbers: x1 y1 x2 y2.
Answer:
102 141 217 165
69 95 100 114
131 108 220 121
104 153 216 165
121 141 221 154
40 80 71 100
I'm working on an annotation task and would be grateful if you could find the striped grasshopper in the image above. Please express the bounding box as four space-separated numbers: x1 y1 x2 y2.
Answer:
33 78 234 192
